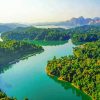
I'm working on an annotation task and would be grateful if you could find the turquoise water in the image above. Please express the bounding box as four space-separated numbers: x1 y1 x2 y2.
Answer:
0 33 3 41
0 40 91 100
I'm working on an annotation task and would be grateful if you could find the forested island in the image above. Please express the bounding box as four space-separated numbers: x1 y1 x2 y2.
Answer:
0 40 44 68
1 25 100 45
46 41 100 100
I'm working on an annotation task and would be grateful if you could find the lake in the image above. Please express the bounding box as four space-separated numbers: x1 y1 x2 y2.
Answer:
0 40 91 100
0 33 3 41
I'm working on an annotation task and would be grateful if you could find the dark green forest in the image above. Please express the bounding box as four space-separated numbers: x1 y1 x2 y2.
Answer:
1 27 69 41
1 25 100 44
46 41 100 100
70 25 100 44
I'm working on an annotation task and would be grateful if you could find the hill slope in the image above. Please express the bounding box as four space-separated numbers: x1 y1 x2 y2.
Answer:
1 25 100 44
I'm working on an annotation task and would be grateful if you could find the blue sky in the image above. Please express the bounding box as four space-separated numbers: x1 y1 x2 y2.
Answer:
0 0 100 23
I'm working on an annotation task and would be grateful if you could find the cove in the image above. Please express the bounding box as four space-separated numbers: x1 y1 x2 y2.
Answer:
0 40 91 100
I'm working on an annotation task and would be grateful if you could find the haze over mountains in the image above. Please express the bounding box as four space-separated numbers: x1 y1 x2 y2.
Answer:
0 16 100 33
34 16 100 27
57 16 100 26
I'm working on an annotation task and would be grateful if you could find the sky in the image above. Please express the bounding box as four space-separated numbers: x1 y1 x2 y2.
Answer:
0 0 100 23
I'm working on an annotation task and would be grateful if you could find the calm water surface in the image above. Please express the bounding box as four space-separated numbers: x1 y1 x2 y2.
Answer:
0 33 3 41
0 40 91 100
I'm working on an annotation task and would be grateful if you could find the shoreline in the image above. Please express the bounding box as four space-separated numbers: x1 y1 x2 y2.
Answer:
0 49 44 71
0 90 15 100
46 68 93 100
0 50 44 100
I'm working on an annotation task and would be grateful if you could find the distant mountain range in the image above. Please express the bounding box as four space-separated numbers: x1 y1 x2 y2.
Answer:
0 16 100 33
33 16 100 28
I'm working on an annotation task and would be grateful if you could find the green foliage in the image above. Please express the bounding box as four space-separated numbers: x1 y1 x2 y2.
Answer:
0 40 44 68
1 27 70 41
46 41 100 100
1 25 100 44
70 25 100 44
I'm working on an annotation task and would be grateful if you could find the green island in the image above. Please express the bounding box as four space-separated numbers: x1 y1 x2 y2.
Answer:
0 40 44 69
46 41 100 100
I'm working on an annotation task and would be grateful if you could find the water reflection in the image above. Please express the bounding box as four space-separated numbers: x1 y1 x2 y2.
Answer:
47 75 92 100
0 50 43 74
0 65 12 74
